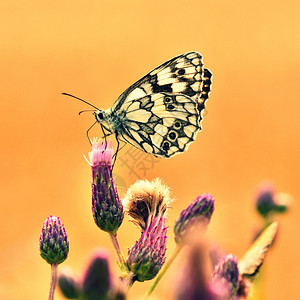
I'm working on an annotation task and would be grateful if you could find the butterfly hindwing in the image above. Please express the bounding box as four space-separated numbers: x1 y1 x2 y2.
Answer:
116 92 201 158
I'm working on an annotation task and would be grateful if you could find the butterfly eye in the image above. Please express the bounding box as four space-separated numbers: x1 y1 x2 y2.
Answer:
162 141 171 151
96 111 104 120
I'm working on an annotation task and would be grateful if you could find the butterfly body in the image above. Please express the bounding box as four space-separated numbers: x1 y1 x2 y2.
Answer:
92 51 212 158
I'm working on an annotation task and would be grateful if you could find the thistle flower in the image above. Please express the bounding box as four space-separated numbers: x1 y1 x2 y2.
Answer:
39 215 69 265
127 215 167 282
174 194 215 244
124 178 171 282
82 250 111 300
176 241 229 300
211 254 240 299
88 138 124 234
255 182 291 218
58 269 80 299
123 178 172 230
58 249 125 300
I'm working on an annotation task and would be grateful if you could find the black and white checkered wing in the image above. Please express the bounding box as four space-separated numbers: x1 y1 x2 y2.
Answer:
117 93 201 158
112 51 212 125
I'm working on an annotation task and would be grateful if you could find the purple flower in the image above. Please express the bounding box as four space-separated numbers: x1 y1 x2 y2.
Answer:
58 269 80 299
88 138 124 234
123 178 171 282
211 254 240 298
176 241 229 300
127 215 167 282
174 194 215 244
82 250 112 300
58 249 125 300
255 182 291 218
39 215 69 265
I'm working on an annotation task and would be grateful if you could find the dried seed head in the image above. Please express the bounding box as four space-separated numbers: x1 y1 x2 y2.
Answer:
123 178 172 230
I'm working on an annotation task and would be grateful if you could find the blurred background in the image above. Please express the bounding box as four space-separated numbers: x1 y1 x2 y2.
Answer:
0 1 299 299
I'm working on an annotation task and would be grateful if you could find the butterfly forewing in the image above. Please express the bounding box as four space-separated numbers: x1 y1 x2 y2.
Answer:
115 92 201 158
112 52 209 111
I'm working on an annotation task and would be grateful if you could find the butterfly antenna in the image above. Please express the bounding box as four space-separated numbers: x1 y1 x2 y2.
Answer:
79 109 96 115
62 93 100 110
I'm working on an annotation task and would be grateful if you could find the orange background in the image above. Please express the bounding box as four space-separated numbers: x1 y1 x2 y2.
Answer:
0 1 299 299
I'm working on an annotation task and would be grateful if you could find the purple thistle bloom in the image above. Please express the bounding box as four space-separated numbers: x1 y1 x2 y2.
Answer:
176 241 230 300
82 250 112 300
255 184 276 217
39 215 69 265
127 215 167 282
58 270 80 299
256 183 291 218
211 254 240 298
88 139 124 234
174 194 215 244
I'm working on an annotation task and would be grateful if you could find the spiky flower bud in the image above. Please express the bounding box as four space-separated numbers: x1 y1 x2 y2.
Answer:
127 215 167 282
211 254 240 298
176 241 229 300
82 250 111 300
123 178 171 282
88 138 124 234
174 194 215 244
255 183 291 218
58 269 80 299
39 215 69 265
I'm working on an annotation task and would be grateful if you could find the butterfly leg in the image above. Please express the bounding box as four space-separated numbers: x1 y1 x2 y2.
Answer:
111 132 126 170
86 121 97 145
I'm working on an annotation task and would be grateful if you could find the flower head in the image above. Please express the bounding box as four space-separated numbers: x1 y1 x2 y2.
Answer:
211 254 240 298
174 194 215 244
39 215 69 265
58 249 125 300
88 138 124 234
255 182 291 218
58 268 80 299
82 249 112 300
123 178 172 230
127 215 167 282
176 241 229 300
124 178 171 282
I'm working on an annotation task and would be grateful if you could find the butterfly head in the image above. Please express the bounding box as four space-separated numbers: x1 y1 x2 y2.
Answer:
94 110 106 123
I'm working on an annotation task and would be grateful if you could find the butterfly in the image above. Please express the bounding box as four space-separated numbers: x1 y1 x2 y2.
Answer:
238 221 278 279
63 51 212 158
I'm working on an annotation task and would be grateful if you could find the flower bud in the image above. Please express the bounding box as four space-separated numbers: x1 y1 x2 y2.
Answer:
211 254 239 298
174 194 215 244
88 138 124 234
127 215 167 282
255 183 291 218
39 215 69 265
58 269 80 299
82 250 111 300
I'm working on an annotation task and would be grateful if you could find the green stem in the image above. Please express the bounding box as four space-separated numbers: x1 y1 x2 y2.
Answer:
109 232 126 267
142 244 182 300
48 264 58 300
